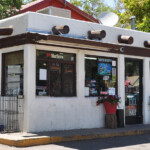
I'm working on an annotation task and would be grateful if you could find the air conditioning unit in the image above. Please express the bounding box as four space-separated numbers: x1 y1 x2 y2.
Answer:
37 6 71 18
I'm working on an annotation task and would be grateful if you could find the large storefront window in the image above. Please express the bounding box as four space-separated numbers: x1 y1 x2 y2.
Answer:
2 51 24 96
36 50 76 96
85 55 117 96
125 59 143 124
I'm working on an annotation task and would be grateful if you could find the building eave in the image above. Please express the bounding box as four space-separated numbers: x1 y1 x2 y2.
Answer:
0 32 149 57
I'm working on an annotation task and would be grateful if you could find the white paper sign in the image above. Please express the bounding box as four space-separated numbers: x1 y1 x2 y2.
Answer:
39 69 47 80
103 76 109 80
85 87 89 96
108 87 115 95
112 61 116 66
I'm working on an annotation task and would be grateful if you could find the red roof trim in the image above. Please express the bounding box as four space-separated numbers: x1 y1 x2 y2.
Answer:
64 0 99 23
21 0 51 13
20 0 99 23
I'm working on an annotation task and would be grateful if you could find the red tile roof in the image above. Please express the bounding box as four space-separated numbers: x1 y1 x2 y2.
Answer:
20 0 99 23
21 0 44 10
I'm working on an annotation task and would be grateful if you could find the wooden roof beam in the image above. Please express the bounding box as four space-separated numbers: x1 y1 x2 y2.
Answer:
144 41 150 48
0 27 13 36
118 35 134 44
52 25 69 35
88 30 106 40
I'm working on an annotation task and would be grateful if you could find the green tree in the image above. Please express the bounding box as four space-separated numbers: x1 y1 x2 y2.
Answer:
70 0 150 32
120 0 150 32
0 0 22 19
0 0 36 20
110 0 125 27
70 0 125 27
113 0 124 13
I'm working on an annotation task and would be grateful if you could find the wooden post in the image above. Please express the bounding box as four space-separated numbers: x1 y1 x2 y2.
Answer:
0 27 13 35
118 35 133 44
144 41 150 48
52 25 69 35
88 30 106 40
105 114 117 129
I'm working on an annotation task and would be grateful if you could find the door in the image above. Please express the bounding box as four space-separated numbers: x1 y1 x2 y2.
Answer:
125 58 143 124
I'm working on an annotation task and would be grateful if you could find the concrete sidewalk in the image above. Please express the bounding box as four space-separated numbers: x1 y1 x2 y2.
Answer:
0 124 150 147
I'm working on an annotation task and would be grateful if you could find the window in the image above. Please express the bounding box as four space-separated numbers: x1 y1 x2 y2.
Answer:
2 51 24 96
36 50 76 96
85 55 117 96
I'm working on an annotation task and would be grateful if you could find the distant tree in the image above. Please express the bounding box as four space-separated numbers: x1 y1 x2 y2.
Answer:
0 0 36 20
0 0 22 19
112 0 125 27
113 0 124 13
120 0 150 32
70 0 126 27
70 0 150 32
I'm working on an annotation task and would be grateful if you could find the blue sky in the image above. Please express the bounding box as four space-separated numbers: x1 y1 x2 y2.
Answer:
104 0 115 8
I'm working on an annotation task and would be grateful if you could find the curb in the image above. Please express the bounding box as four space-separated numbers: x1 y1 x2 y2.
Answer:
0 129 149 147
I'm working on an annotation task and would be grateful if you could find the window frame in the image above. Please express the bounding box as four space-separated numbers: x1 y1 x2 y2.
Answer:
36 50 76 97
85 54 118 97
1 50 24 96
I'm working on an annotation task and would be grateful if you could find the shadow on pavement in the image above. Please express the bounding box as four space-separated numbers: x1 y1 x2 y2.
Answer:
56 134 150 150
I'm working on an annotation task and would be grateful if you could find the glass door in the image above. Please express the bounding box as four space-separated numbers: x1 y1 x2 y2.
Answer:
125 58 143 124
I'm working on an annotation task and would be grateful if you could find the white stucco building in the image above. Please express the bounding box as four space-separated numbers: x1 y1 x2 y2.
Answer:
0 12 150 132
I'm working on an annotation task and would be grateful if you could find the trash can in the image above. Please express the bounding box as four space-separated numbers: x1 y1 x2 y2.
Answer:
116 109 124 128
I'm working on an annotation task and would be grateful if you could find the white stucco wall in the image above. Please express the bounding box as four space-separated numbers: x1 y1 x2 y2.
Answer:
0 12 150 48
23 44 109 132
118 55 125 110
27 12 150 48
1 12 150 132
0 45 149 132
0 13 28 38
22 45 150 132
143 57 150 124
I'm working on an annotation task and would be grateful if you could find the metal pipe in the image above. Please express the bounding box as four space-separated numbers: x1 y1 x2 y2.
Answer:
130 16 136 30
